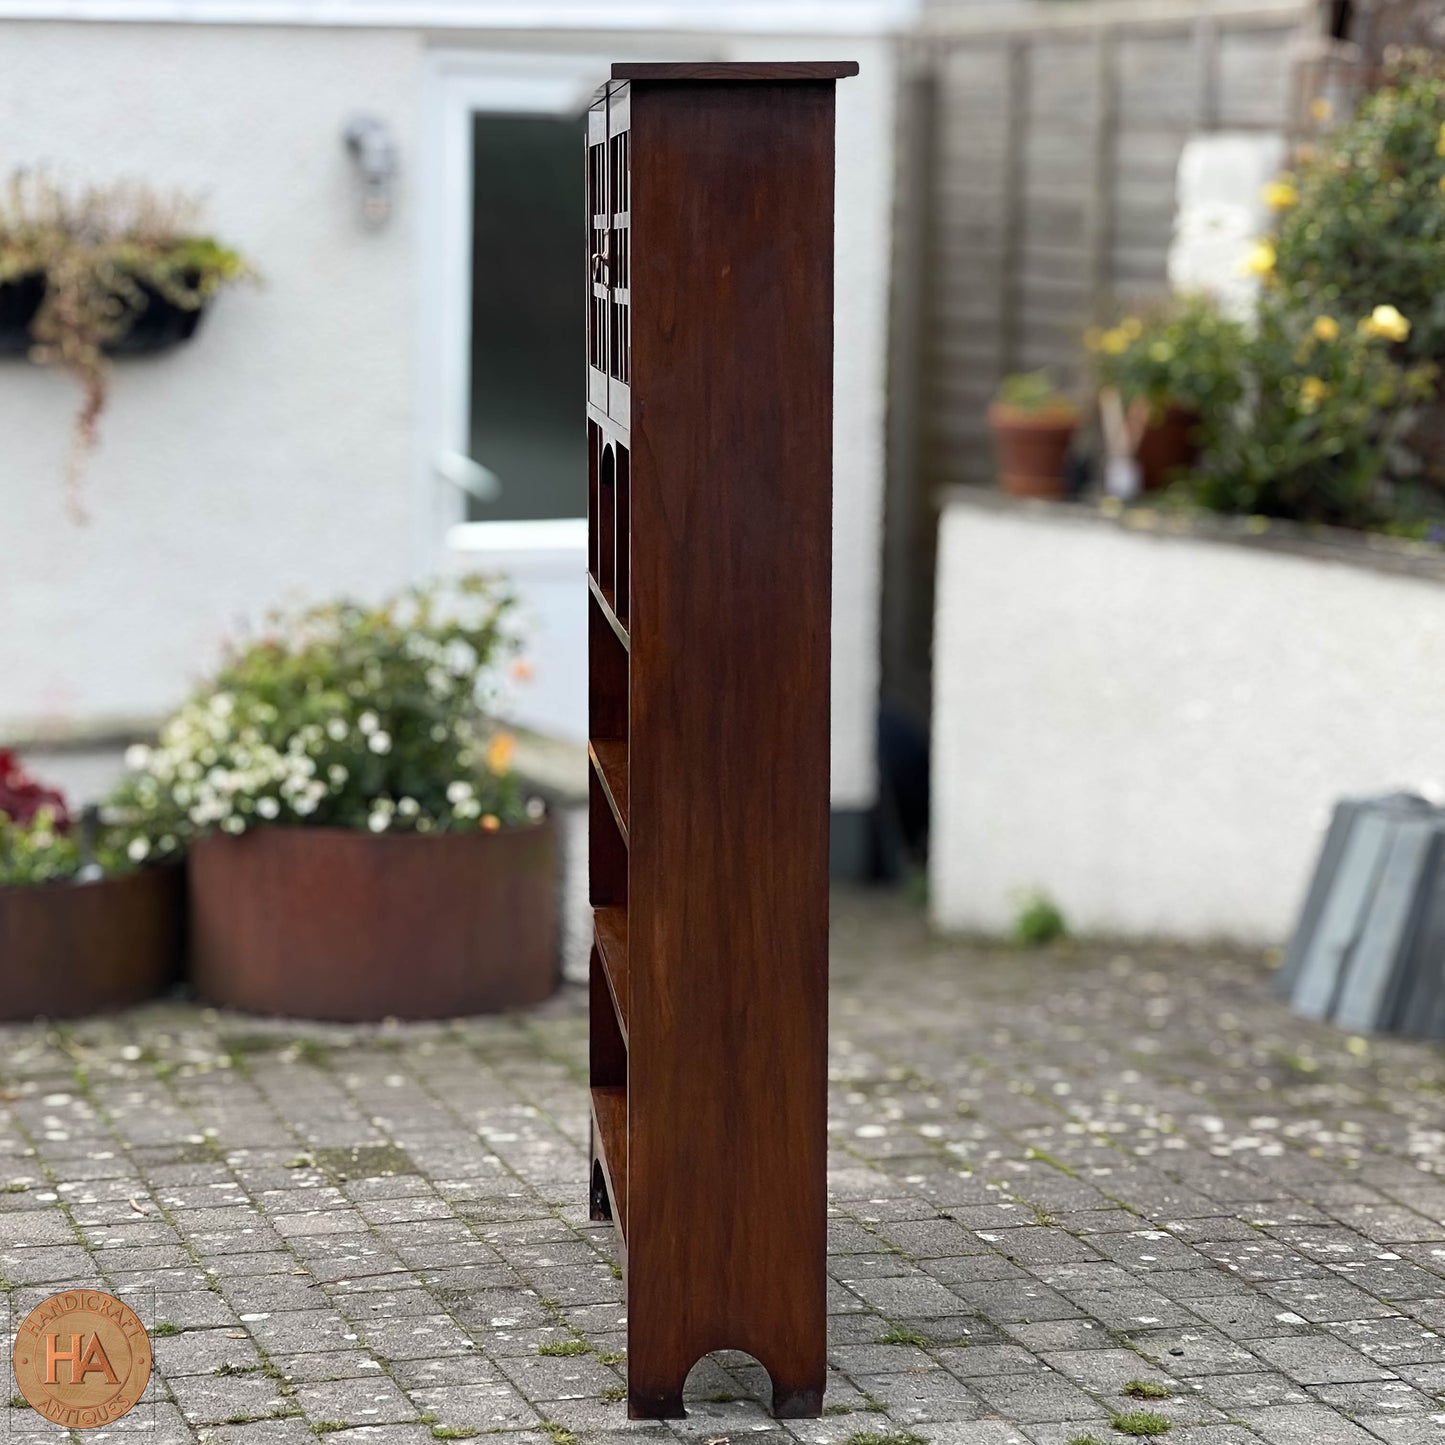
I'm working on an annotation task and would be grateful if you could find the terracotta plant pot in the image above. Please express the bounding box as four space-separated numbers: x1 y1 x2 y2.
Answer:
0 866 185 1021
188 818 558 1021
1136 403 1201 492
988 403 1078 499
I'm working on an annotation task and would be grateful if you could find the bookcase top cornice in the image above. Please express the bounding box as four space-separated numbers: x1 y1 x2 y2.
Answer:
608 60 858 81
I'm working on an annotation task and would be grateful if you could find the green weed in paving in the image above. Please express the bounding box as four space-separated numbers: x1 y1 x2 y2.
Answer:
1122 1380 1171 1400
1109 1410 1172 1436
876 1325 930 1347
431 1429 479 1441
1014 889 1067 945
538 1338 591 1357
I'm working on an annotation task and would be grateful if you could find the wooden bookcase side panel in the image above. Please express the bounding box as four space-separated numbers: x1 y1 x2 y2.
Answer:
621 79 835 1404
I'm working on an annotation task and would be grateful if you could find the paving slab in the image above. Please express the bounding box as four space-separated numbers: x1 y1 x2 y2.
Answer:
3 892 1445 1443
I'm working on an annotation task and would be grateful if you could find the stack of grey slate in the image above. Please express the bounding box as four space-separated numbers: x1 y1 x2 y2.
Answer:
1278 793 1445 1037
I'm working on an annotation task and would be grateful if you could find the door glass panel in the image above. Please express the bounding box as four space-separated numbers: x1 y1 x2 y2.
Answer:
469 112 585 521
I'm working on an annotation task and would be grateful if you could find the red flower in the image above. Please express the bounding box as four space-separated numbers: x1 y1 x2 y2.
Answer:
0 750 70 829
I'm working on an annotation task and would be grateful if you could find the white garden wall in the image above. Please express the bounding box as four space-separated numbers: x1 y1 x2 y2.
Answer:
931 492 1445 944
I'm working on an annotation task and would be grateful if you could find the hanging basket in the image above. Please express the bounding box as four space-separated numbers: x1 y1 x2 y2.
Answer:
0 272 208 358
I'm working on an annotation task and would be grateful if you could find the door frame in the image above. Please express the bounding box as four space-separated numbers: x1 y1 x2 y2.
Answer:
414 47 612 569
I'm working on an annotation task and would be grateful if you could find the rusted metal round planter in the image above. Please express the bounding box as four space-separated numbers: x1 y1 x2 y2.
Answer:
187 818 558 1021
0 866 185 1021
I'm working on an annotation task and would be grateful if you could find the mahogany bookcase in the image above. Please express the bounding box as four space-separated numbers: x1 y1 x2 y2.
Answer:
584 60 856 1421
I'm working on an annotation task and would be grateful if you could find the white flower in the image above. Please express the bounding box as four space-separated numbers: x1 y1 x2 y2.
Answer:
368 811 389 833
326 717 348 741
397 797 419 818
446 780 474 805
445 639 477 677
221 815 244 834
256 797 280 820
295 796 318 816
127 837 151 863
328 765 349 786
526 796 546 819
368 731 392 755
431 724 448 742
209 693 235 718
124 744 151 770
358 711 379 735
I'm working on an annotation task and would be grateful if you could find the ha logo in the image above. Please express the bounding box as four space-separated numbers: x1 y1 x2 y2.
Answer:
12 1290 151 1429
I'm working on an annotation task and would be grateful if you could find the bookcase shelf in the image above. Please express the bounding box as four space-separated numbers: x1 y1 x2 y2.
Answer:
585 59 853 1423
590 1084 628 1241
587 574 629 652
587 741 629 843
593 905 629 1039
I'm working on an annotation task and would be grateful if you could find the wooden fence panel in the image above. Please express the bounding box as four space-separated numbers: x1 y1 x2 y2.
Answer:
881 0 1312 713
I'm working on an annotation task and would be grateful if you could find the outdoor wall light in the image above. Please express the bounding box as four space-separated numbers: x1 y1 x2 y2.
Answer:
343 114 398 229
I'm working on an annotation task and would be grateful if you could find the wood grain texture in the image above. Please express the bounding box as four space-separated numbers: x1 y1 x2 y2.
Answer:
620 76 838 1420
611 60 857 81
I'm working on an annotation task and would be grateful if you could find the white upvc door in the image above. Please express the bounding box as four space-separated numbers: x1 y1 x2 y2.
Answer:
418 49 610 743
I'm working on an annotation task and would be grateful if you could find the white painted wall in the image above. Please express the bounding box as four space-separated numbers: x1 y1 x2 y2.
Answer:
0 14 893 814
931 495 1445 944
0 20 423 730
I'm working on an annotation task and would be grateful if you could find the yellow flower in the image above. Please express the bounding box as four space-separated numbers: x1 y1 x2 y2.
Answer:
1362 304 1410 343
1099 328 1129 355
480 813 501 832
485 731 516 775
1242 241 1276 277
1439 175 1445 195
1120 316 1144 340
1312 315 1339 341
1311 97 1332 123
1148 341 1174 363
1438 121 1445 156
1299 376 1330 412
1262 179 1298 209
1083 326 1105 353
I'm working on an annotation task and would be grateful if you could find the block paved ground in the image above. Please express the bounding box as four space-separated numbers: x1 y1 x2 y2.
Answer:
3 890 1445 1445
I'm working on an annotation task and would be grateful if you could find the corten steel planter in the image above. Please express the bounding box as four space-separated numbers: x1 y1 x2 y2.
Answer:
988 403 1078 499
187 818 558 1021
0 866 185 1021
1136 403 1201 492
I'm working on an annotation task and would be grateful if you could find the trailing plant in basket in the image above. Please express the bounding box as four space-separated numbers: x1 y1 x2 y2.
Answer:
0 169 254 511
108 575 538 859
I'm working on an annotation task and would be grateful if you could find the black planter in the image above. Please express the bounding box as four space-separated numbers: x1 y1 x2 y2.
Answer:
0 272 207 356
0 274 44 355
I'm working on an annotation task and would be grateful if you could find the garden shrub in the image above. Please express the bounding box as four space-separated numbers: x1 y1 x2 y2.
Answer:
108 575 538 860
